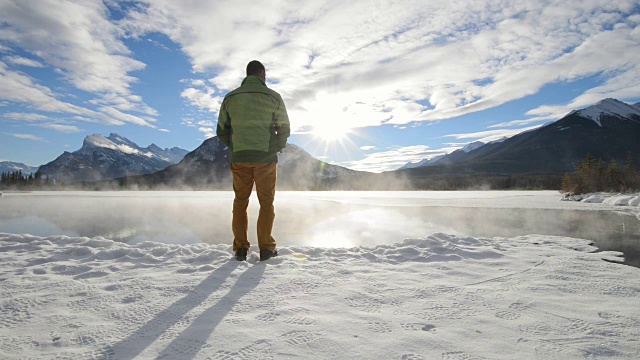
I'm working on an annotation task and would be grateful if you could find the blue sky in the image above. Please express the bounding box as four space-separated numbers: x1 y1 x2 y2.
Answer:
1 1 639 172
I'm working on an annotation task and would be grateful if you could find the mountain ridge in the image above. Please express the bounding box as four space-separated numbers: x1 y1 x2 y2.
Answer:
38 133 189 183
394 98 640 177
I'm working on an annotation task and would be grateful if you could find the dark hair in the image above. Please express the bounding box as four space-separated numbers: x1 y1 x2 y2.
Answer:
246 60 265 76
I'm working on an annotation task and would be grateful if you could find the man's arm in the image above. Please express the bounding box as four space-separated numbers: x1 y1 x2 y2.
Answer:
216 101 232 148
274 96 290 150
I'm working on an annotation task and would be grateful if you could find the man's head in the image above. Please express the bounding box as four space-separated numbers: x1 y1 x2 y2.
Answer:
246 60 266 80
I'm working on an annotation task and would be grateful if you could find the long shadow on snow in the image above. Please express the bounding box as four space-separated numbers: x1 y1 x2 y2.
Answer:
155 262 266 359
110 260 248 359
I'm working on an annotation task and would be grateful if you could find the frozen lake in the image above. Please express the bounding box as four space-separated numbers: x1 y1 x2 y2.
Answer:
1 190 639 266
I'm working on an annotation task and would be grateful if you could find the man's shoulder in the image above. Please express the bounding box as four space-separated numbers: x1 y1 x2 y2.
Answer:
225 84 282 102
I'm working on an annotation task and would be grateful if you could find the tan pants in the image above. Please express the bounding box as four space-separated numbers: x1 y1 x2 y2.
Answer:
231 163 277 252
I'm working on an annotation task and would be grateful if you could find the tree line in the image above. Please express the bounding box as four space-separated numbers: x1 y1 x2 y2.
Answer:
562 153 640 194
0 170 53 189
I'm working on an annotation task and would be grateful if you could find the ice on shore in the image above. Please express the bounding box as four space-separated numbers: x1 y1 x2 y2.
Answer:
1 231 639 359
562 192 640 206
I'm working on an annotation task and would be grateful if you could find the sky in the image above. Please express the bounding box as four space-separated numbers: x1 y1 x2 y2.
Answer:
1 0 640 173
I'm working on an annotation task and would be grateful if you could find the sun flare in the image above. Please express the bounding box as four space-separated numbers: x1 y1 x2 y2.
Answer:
312 124 351 142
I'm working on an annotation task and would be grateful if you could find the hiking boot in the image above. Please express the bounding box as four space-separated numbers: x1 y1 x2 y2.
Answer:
235 248 248 261
259 248 278 261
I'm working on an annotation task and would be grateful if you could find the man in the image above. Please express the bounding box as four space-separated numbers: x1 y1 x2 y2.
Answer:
216 60 290 262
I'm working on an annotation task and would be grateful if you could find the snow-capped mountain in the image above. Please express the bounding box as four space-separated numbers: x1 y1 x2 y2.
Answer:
38 134 189 182
399 155 446 170
0 161 38 175
122 137 366 190
395 98 640 176
572 98 640 127
399 141 486 170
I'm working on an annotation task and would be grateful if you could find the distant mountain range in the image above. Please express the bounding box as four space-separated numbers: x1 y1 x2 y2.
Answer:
118 137 367 190
400 141 489 170
38 133 189 182
395 98 640 177
0 161 38 175
4 98 639 190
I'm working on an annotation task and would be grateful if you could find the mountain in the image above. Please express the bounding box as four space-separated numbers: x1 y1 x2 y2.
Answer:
428 141 488 167
399 154 445 170
0 161 38 175
399 140 503 170
118 137 371 190
38 133 189 183
394 98 640 177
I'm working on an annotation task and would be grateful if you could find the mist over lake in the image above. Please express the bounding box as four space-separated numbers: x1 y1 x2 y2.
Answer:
2 190 638 267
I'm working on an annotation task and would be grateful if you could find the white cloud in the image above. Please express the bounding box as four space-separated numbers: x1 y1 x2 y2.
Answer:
360 146 376 151
3 112 50 121
120 0 640 132
196 120 215 127
0 61 87 114
38 124 82 133
11 133 46 142
180 87 222 113
340 145 460 173
0 0 156 116
443 126 541 143
3 55 45 68
0 61 148 128
158 128 170 133
489 117 556 128
198 127 214 138
97 106 156 128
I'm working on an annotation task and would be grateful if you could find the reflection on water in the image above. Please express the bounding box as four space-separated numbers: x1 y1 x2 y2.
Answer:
1 191 638 267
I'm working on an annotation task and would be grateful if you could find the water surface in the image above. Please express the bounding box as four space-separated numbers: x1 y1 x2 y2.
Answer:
1 191 638 267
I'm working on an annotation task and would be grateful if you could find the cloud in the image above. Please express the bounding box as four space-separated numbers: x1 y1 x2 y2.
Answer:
360 146 376 151
38 124 82 133
3 112 50 121
340 145 460 173
121 0 640 132
11 133 46 142
0 0 156 116
489 115 557 128
0 61 87 114
3 55 45 68
443 126 541 143
97 106 157 128
180 87 222 113
158 128 170 133
198 127 214 138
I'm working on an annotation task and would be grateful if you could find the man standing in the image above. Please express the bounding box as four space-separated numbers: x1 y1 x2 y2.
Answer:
216 60 290 261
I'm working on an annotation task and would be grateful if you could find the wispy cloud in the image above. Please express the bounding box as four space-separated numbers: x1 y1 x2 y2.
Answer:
443 126 542 143
11 133 46 142
3 112 50 121
37 124 82 133
3 55 45 68
180 87 222 113
198 127 214 139
340 145 460 173
0 0 156 122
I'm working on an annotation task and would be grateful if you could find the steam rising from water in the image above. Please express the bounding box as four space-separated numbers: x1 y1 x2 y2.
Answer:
0 191 638 266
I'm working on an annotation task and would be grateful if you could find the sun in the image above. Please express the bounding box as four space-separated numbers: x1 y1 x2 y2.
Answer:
312 124 351 142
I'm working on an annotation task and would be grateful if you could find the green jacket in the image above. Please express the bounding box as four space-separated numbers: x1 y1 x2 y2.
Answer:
216 75 291 163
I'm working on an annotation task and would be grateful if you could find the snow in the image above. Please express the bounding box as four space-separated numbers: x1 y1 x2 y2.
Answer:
562 192 640 207
576 98 640 127
1 191 640 359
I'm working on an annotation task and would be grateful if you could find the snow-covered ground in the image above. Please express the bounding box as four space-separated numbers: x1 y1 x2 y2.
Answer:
1 191 639 359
